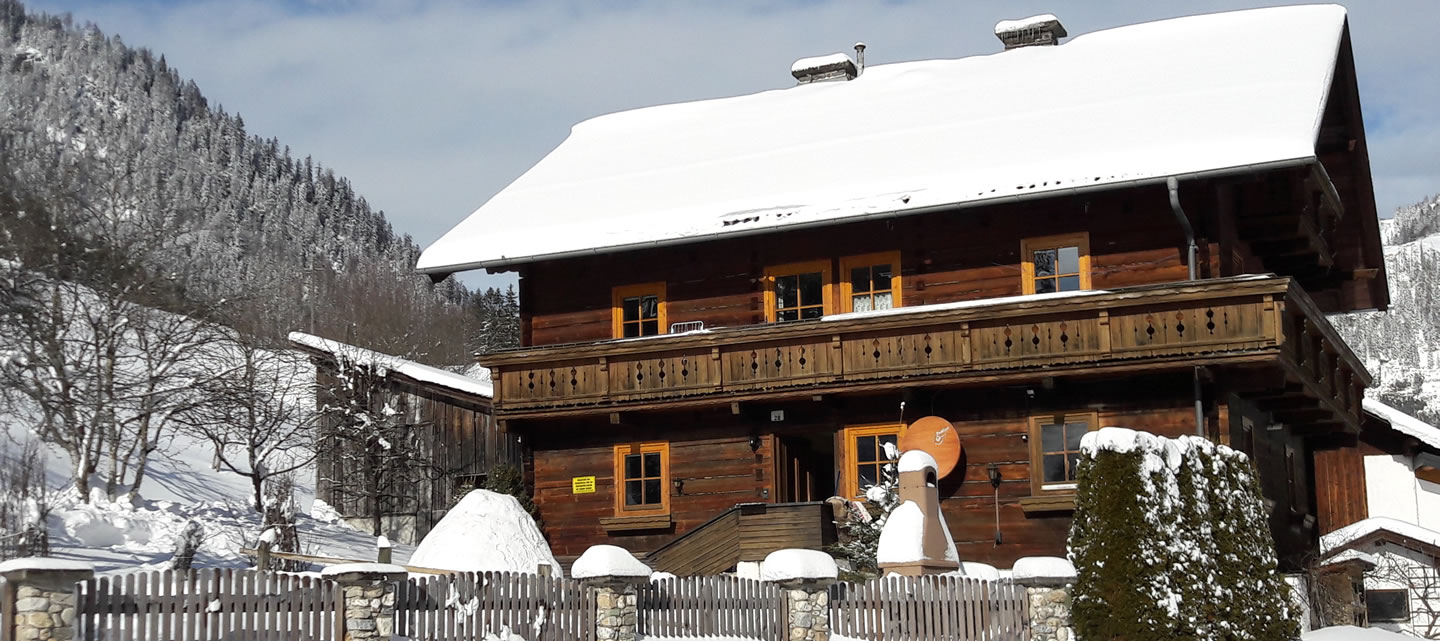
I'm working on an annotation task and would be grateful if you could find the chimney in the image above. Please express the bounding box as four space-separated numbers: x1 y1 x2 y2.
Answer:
854 42 866 75
790 52 857 85
994 14 1067 50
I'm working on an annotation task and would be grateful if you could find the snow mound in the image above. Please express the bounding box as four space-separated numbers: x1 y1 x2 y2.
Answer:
760 549 837 582
960 562 1000 581
571 545 650 579
1303 626 1422 640
320 562 407 577
409 490 561 576
876 501 958 566
0 558 94 573
1011 556 1076 582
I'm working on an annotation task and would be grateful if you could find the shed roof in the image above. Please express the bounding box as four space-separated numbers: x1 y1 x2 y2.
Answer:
418 5 1350 274
287 331 493 400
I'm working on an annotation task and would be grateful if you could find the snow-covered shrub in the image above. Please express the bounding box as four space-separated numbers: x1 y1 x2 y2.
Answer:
1068 428 1298 641
169 519 203 571
829 443 900 579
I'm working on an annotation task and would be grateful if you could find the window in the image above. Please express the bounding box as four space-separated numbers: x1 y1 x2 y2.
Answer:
1366 589 1409 623
1021 233 1091 295
765 260 833 322
613 442 669 514
841 424 903 498
840 252 901 313
612 283 667 338
1028 412 1098 494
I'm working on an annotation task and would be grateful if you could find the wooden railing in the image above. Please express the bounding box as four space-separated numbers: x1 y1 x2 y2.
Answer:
645 502 835 576
484 276 1370 425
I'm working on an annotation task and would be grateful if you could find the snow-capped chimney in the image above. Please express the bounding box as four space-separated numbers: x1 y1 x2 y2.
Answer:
995 14 1067 50
854 42 867 75
790 52 857 85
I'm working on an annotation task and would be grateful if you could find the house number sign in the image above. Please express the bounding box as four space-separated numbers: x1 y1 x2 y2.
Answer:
572 476 597 494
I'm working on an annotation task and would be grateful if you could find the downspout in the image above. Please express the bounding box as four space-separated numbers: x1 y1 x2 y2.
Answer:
1168 177 1205 438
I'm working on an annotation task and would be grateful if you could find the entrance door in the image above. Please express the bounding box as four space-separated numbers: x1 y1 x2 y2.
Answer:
775 434 835 502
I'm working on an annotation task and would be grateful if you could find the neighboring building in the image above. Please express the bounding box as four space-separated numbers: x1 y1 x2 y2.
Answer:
1319 400 1440 638
288 332 521 544
418 6 1386 573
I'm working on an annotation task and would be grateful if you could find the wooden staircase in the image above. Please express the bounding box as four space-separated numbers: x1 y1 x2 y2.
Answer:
645 502 837 576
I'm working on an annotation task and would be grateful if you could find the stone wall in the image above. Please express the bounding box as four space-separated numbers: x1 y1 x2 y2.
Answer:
1025 584 1074 641
594 584 638 641
784 584 831 641
0 559 94 641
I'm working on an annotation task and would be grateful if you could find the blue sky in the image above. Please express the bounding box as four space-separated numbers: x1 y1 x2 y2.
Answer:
25 1 1440 291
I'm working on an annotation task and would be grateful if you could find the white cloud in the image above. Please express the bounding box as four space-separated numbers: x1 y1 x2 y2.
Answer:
25 1 1440 289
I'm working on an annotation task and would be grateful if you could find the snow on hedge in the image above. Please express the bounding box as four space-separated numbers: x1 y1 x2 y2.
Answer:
409 490 561 576
1069 427 1298 641
571 544 650 579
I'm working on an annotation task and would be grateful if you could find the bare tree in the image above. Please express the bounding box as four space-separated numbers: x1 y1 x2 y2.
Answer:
175 334 318 512
1368 551 1440 639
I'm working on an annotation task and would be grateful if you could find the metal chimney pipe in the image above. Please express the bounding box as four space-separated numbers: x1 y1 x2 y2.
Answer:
854 42 867 74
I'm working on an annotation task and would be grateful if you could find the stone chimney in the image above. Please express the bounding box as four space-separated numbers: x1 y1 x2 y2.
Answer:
995 14 1067 50
791 52 857 84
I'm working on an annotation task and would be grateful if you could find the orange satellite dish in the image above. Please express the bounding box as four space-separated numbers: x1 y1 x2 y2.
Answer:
900 416 962 479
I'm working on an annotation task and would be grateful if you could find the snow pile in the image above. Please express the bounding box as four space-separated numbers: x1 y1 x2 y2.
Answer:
1011 556 1075 582
571 544 650 579
288 331 492 399
419 5 1348 273
1303 626 1422 640
960 562 1000 581
875 502 926 565
320 562 407 577
760 549 837 582
0 557 94 573
1321 516 1440 555
410 490 561 576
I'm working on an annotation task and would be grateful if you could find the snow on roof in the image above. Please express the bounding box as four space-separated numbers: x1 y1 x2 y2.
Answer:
791 52 854 74
995 14 1060 33
287 331 492 399
1011 556 1077 582
1321 549 1377 569
409 490 562 576
1321 516 1440 554
760 549 838 582
1363 398 1440 451
898 450 938 473
571 544 651 579
418 5 1348 273
0 558 95 574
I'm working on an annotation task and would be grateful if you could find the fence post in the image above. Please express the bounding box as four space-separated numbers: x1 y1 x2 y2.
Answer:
321 562 407 641
762 549 838 641
572 544 651 641
1011 556 1077 641
0 557 94 641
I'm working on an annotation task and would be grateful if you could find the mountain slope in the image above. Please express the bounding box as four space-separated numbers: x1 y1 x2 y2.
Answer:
1331 194 1440 425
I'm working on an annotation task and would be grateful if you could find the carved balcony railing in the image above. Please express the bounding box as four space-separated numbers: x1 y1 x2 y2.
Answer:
482 276 1370 428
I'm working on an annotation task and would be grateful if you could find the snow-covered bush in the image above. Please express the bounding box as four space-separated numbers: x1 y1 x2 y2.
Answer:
830 443 900 579
1068 427 1299 641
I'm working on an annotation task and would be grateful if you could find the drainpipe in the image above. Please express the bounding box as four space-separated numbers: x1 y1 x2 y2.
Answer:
1168 177 1205 438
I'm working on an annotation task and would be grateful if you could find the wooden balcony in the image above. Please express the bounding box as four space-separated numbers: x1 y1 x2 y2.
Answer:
483 276 1370 429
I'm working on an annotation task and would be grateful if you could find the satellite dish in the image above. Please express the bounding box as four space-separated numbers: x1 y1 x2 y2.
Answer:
899 416 962 479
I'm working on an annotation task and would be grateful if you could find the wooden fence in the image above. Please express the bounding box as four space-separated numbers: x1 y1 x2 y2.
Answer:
394 571 594 641
636 575 784 639
829 575 1029 641
75 568 341 641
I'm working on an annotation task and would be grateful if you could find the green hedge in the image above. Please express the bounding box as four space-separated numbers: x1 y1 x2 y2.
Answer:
1068 429 1299 641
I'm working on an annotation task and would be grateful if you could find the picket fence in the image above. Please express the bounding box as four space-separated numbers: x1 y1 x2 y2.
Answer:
394 570 594 641
829 574 1030 641
636 575 784 639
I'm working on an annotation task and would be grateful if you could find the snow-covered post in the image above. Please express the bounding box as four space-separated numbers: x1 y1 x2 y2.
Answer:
762 549 838 641
322 563 407 641
1011 556 1076 641
0 558 93 641
572 545 651 641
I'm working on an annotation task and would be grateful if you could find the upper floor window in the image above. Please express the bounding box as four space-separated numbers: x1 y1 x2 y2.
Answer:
1021 233 1091 295
612 283 666 338
842 423 902 498
765 260 832 322
1028 411 1097 494
840 252 901 313
613 442 669 514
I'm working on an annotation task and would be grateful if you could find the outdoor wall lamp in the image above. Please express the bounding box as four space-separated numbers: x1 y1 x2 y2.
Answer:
749 434 761 451
987 463 1002 488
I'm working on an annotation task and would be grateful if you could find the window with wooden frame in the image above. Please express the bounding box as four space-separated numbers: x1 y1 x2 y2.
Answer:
1028 412 1098 494
613 442 669 515
841 424 903 498
1021 233 1092 295
612 283 667 338
764 260 833 322
840 252 901 313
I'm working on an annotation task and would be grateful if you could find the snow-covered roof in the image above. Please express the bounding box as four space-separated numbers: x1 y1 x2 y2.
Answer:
1321 516 1440 554
995 14 1061 34
287 332 492 399
418 5 1349 274
1320 549 1377 569
1363 398 1440 452
791 53 853 75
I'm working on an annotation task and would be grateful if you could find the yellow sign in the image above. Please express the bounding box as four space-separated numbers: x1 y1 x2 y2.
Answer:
572 476 596 494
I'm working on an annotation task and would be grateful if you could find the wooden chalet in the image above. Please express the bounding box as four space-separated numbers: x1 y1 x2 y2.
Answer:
418 6 1388 573
288 332 521 544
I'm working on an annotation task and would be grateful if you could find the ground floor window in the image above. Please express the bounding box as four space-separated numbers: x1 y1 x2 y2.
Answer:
841 423 903 498
613 442 669 515
1366 589 1410 623
1028 412 1098 494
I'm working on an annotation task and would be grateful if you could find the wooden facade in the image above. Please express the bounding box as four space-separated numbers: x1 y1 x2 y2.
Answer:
457 23 1388 575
